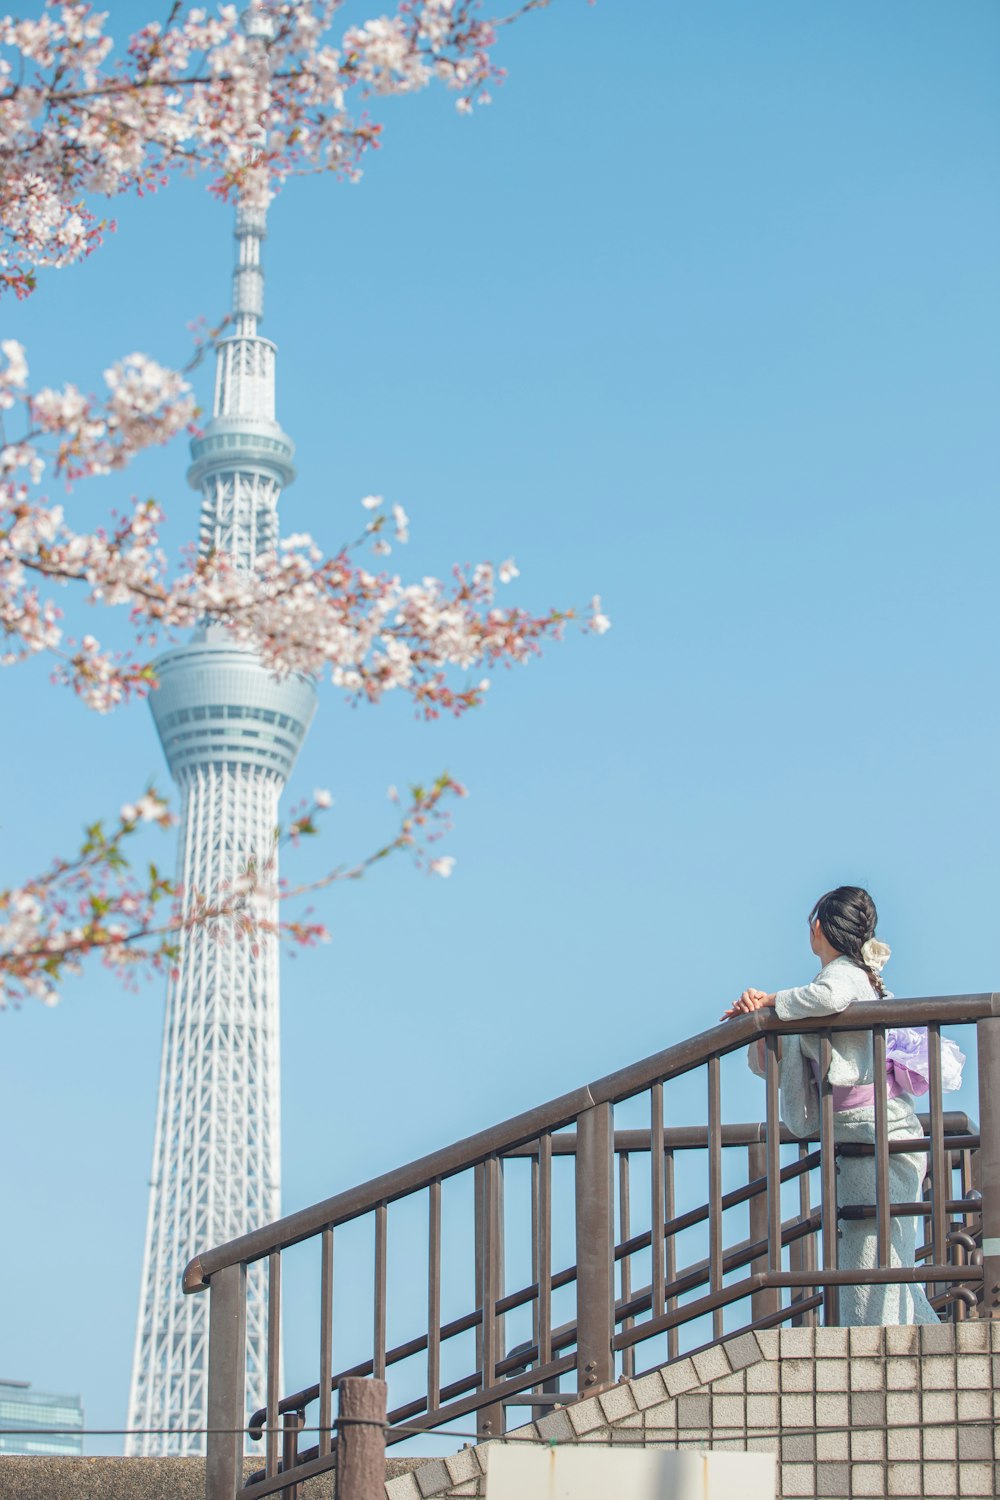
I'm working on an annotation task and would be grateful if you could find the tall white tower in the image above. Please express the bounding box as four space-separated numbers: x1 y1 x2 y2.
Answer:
125 184 317 1454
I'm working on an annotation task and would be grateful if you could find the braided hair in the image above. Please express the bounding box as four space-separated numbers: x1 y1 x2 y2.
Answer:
810 886 886 997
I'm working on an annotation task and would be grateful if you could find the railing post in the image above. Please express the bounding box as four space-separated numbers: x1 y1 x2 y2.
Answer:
748 1142 780 1321
336 1377 387 1500
790 1144 818 1328
818 1034 839 1326
281 1412 303 1500
976 1017 1000 1317
474 1157 505 1438
205 1262 246 1500
575 1101 615 1392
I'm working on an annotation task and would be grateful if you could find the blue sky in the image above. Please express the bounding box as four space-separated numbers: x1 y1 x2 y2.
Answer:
0 0 998 1454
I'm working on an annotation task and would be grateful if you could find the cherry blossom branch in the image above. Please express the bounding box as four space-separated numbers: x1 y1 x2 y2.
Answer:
0 1 609 1017
0 0 564 297
0 773 466 1008
0 342 609 713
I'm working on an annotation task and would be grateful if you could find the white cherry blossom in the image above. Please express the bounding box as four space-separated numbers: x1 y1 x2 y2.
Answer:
0 0 605 1006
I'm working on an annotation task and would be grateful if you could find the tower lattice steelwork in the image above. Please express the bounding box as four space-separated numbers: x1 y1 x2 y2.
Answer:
126 187 317 1454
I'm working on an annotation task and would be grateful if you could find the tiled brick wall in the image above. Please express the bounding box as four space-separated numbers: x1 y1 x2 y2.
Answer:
385 1322 1000 1500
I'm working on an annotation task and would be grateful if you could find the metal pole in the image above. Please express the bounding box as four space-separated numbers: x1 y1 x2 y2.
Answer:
318 1227 334 1460
533 1133 556 1424
818 1033 839 1326
748 1143 779 1320
763 1034 783 1321
650 1083 665 1328
976 1017 1000 1317
427 1180 442 1415
707 1058 724 1340
265 1253 281 1481
205 1262 246 1500
475 1156 505 1438
618 1150 634 1377
281 1412 303 1500
872 1027 891 1267
336 1377 387 1500
575 1102 614 1392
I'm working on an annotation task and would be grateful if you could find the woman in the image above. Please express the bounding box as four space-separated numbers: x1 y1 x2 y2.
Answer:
722 885 938 1325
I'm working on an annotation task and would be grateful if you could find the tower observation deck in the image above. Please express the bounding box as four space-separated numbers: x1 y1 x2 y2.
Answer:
125 191 317 1455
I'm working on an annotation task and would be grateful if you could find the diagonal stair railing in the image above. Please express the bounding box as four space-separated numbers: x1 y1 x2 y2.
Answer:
186 994 1000 1500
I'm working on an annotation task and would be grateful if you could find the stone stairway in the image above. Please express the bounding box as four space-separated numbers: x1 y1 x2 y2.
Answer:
386 1322 1000 1500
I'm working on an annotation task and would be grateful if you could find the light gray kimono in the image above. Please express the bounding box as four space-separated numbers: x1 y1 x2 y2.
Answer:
748 955 938 1325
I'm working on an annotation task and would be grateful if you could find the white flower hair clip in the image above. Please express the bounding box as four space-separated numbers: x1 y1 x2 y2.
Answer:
861 938 891 974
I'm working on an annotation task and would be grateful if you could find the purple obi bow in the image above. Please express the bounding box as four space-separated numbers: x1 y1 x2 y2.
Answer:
823 1029 966 1113
884 1026 965 1097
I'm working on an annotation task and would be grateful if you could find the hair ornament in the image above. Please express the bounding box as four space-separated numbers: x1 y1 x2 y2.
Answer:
861 938 891 974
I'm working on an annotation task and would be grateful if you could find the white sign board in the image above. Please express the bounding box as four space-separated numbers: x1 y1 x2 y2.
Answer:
485 1445 776 1500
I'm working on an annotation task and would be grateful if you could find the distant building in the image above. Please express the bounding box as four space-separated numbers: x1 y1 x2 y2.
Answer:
0 1380 84 1456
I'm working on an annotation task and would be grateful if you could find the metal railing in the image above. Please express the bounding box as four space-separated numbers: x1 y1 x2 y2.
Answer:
186 993 1000 1500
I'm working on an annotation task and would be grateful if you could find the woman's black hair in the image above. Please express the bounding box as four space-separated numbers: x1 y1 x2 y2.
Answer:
811 886 885 997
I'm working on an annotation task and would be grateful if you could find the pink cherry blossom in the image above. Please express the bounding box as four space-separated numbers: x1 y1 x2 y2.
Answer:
0 0 558 298
0 0 607 1005
0 774 465 1007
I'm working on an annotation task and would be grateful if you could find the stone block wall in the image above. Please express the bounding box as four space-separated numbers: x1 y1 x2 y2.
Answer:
385 1322 1000 1500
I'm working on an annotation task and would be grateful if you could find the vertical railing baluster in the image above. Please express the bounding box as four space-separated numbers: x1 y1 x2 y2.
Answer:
952 1230 967 1323
977 1016 1000 1320
474 1159 484 1383
818 1032 839 1325
373 1204 387 1382
531 1136 555 1420
961 1140 978 1307
619 1149 634 1377
266 1251 281 1480
529 1132 555 1422
650 1083 665 1334
800 1143 818 1328
478 1154 504 1437
788 1142 813 1327
427 1180 441 1415
707 1057 724 1339
916 1168 932 1266
961 1145 974 1235
928 1026 947 1285
764 1034 782 1320
748 1140 778 1320
664 1147 678 1360
575 1102 614 1393
531 1150 540 1356
538 1132 553 1368
873 1026 891 1268
318 1227 334 1459
205 1262 247 1500
496 1157 506 1390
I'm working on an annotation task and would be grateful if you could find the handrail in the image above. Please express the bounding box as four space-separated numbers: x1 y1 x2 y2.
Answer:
184 992 996 1289
503 1115 975 1155
244 1117 979 1439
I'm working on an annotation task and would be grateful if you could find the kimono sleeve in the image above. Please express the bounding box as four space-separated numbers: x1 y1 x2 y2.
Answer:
746 1036 767 1079
774 974 853 1021
778 1034 820 1139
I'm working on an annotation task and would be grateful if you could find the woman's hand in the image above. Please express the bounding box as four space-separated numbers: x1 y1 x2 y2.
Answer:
720 988 776 1020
